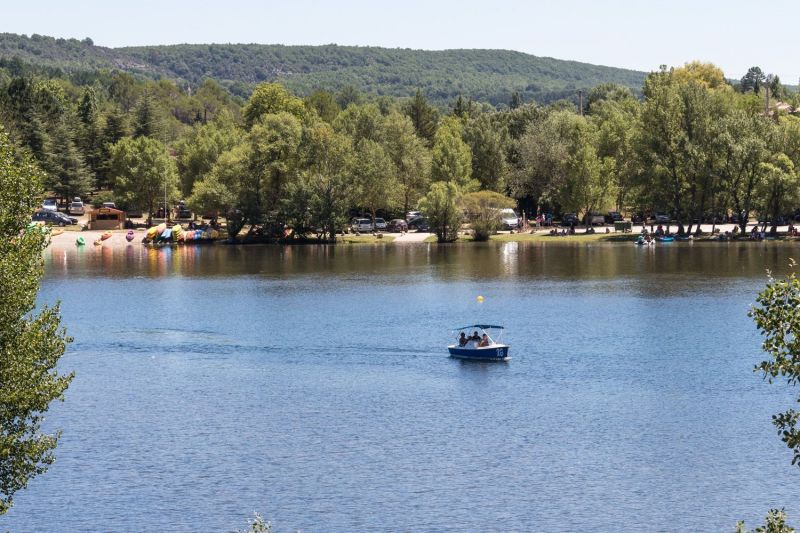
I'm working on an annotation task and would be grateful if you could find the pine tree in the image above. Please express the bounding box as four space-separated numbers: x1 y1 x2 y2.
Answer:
406 89 438 144
133 92 160 138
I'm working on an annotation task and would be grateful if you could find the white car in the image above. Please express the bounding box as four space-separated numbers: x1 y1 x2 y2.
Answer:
68 200 85 215
374 218 387 231
497 208 519 230
350 218 373 232
42 198 58 211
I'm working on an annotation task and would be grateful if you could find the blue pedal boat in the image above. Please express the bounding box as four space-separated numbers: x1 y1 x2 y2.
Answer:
448 325 510 361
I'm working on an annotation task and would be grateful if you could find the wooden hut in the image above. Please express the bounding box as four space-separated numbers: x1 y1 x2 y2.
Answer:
89 207 125 230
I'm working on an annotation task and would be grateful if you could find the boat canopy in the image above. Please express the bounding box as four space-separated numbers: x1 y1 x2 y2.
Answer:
454 324 504 331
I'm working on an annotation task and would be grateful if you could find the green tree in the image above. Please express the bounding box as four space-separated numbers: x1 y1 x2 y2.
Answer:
741 66 766 94
464 114 507 191
175 118 241 196
305 90 340 123
352 139 398 223
247 112 303 226
301 122 354 241
419 181 463 242
132 91 161 138
76 87 104 186
736 509 795 533
382 111 431 215
405 89 438 144
333 103 385 144
44 118 92 202
109 136 179 223
431 117 474 189
243 83 305 130
0 129 73 514
461 190 515 241
755 153 798 234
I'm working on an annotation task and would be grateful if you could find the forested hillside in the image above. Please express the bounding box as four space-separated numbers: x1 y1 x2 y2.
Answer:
0 33 646 105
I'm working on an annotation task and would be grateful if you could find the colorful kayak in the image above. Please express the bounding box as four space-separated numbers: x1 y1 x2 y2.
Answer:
76 236 85 246
101 232 112 241
93 239 102 246
655 236 674 242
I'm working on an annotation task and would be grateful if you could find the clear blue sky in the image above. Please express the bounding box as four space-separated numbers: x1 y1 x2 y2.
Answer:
2 0 797 83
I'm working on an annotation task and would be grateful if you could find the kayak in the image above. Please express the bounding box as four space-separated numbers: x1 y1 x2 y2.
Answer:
76 236 85 246
635 237 655 246
655 236 674 242
93 239 102 246
125 230 135 242
146 226 158 241
101 232 112 241
159 228 173 242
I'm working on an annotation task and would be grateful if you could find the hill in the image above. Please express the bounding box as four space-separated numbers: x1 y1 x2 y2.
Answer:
0 33 647 106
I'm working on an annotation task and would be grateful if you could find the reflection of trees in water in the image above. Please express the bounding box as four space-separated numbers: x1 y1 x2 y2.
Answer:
44 242 798 288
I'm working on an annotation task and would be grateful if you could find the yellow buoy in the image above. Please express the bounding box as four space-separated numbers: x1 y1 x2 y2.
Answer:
476 295 485 303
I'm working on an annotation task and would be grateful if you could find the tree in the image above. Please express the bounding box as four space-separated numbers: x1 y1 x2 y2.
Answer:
419 181 463 242
333 103 385 144
243 83 305 130
741 66 766 94
175 118 241 196
464 114 507 191
755 153 798 234
301 122 354 241
461 190 515 241
718 112 773 233
76 87 104 186
736 509 796 533
109 136 179 223
382 111 431 215
431 117 474 189
132 91 161 138
305 90 340 123
247 112 303 227
405 89 438 144
0 129 73 514
352 139 398 224
44 117 92 202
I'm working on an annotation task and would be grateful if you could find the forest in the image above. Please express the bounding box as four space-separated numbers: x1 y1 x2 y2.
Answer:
0 32 646 106
1 52 799 242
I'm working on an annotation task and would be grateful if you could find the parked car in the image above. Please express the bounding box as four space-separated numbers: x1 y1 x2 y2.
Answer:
497 208 519 230
405 211 422 221
631 212 646 224
32 210 77 226
101 201 117 209
560 213 579 227
654 212 671 223
387 219 408 232
605 211 624 223
373 217 387 231
68 199 85 215
42 198 58 211
175 201 192 219
350 218 374 232
407 216 429 232
584 212 606 226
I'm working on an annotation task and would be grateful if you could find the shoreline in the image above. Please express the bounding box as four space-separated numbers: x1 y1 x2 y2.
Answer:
45 221 799 252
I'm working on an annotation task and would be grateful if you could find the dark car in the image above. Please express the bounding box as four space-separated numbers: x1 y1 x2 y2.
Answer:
387 219 408 232
605 211 624 223
407 216 429 232
654 212 671 224
32 210 77 226
560 213 579 227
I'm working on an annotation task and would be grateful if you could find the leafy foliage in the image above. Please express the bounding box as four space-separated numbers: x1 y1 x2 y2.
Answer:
750 268 800 467
0 129 73 514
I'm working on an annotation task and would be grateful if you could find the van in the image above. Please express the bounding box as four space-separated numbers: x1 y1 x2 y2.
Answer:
497 208 519 230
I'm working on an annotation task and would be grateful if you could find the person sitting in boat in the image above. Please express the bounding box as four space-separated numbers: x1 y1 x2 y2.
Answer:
458 332 468 347
655 225 664 236
479 334 490 347
471 331 480 342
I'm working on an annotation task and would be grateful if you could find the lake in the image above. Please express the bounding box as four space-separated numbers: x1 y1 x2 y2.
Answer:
3 241 799 532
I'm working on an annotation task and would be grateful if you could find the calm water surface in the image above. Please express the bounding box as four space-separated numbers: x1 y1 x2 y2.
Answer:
4 241 800 532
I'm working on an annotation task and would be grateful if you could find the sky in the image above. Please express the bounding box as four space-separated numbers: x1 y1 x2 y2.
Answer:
2 0 798 83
